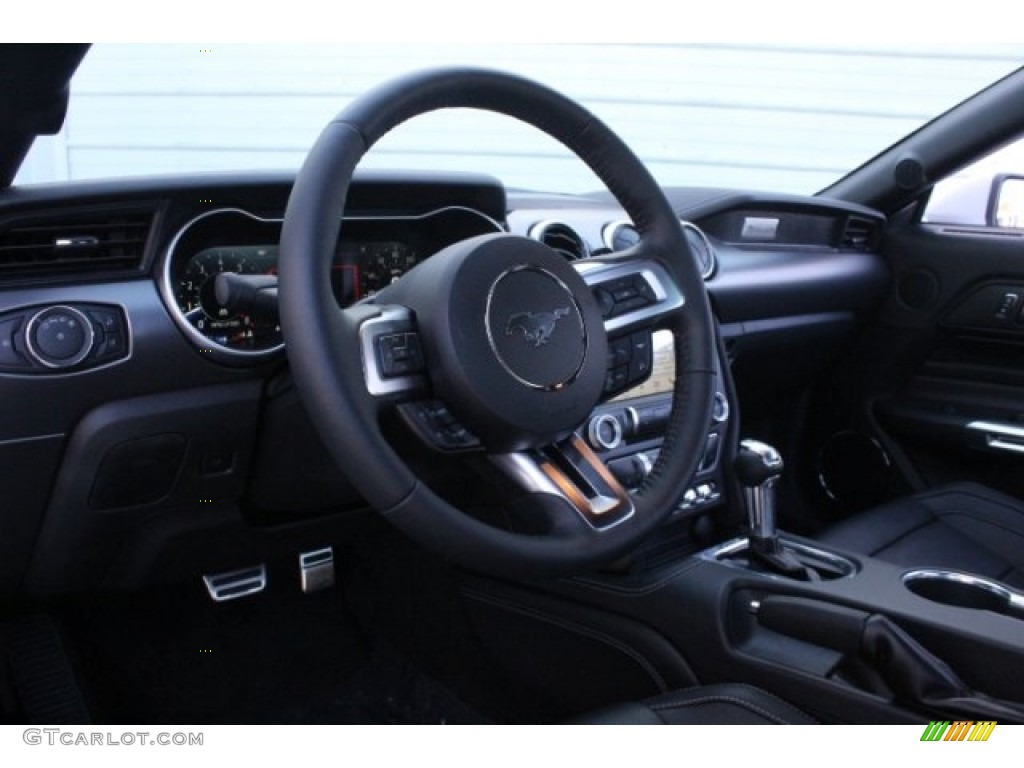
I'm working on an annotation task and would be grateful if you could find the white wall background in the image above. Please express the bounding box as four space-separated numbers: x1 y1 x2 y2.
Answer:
15 43 1023 194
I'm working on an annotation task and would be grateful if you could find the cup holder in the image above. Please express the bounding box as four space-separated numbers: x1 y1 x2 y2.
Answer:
904 570 1024 620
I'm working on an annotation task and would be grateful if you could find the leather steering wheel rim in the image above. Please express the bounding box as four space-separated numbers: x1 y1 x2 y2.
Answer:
278 68 717 578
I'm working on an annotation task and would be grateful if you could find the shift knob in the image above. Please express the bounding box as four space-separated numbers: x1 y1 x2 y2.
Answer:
735 439 783 545
735 440 783 487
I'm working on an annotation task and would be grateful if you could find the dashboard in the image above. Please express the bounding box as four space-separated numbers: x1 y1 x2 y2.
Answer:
0 169 890 597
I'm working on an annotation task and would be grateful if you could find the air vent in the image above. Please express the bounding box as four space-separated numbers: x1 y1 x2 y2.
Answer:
681 222 716 280
0 208 154 279
840 216 879 251
528 220 589 261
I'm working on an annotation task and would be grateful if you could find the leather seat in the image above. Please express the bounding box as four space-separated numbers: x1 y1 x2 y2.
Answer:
572 683 816 725
818 482 1024 588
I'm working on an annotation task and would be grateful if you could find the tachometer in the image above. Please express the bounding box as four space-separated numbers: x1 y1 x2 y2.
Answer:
355 241 419 298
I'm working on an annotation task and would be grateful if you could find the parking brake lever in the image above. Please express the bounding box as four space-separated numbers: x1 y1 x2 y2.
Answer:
757 595 1024 722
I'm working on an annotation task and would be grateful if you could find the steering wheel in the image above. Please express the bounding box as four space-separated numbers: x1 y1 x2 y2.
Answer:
278 69 716 578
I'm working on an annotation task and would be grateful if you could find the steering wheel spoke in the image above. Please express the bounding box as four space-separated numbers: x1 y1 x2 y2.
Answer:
575 257 686 336
395 399 483 453
573 258 684 401
492 436 635 531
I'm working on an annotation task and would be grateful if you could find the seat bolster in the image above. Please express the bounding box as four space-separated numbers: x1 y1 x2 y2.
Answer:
818 483 1024 587
571 684 816 725
817 497 935 556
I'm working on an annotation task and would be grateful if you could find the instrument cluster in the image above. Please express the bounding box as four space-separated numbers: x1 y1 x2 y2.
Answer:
160 207 501 362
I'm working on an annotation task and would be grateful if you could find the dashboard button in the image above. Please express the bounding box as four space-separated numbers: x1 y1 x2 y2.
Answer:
94 331 127 361
0 316 29 369
588 413 624 451
86 306 123 335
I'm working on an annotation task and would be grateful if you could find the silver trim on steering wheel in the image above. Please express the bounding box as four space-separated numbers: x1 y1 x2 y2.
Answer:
574 259 686 334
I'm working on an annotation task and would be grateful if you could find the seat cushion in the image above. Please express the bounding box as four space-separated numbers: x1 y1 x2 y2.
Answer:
572 683 816 725
818 482 1024 588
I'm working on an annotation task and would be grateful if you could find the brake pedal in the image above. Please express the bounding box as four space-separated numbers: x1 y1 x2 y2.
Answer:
299 547 335 593
203 564 267 602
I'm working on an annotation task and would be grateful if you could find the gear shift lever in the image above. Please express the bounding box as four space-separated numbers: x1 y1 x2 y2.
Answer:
735 439 816 579
735 439 783 546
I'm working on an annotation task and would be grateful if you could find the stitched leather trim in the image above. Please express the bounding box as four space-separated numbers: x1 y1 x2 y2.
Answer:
649 694 799 725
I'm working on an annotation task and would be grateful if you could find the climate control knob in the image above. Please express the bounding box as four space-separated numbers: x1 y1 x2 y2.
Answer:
588 412 624 451
24 305 95 369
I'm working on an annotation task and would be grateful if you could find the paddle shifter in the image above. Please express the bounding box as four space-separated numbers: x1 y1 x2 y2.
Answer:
734 440 816 579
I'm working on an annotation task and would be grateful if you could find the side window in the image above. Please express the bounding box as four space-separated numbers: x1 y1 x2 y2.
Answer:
923 135 1024 228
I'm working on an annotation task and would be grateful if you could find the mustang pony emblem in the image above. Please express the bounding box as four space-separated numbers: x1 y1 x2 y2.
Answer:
505 307 571 347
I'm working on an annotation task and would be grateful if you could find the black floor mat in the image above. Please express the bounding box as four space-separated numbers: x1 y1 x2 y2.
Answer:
0 614 90 724
53 581 489 724
328 641 490 724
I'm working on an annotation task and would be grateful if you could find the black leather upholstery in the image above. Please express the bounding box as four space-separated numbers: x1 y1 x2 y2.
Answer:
572 683 816 725
818 482 1024 588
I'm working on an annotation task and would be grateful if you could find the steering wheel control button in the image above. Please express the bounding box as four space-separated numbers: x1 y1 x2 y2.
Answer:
604 366 629 396
398 401 480 452
602 330 653 396
609 336 632 367
594 287 615 318
628 331 652 381
485 266 586 391
25 305 95 369
376 332 424 378
593 274 658 319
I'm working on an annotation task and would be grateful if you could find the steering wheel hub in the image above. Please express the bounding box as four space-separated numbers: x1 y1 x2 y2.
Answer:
381 233 607 452
485 266 586 390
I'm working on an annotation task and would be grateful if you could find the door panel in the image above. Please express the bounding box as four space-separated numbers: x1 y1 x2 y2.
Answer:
823 213 1024 513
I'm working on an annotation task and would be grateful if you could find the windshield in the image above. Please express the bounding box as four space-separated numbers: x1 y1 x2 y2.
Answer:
15 43 1023 194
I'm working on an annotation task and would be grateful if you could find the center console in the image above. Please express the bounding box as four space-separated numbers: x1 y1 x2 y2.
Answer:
546 437 1024 723
463 422 1024 724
